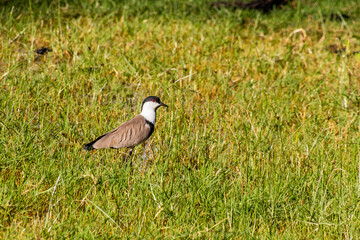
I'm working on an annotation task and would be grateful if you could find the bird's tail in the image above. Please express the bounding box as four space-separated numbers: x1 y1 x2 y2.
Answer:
83 133 108 151
83 143 95 151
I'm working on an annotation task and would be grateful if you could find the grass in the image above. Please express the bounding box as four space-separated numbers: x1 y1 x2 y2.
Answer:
1 0 360 238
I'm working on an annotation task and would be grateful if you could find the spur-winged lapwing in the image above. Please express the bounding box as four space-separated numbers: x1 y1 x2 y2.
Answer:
83 96 168 157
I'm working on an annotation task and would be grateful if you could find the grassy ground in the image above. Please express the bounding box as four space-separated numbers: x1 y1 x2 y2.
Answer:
1 0 360 238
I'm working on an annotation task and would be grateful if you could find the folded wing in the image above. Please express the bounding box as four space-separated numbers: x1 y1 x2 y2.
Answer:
84 115 152 150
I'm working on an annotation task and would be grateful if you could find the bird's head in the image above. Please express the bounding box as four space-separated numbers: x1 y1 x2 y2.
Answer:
141 96 168 111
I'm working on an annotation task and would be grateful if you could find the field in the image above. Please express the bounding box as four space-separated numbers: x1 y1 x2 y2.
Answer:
1 0 360 238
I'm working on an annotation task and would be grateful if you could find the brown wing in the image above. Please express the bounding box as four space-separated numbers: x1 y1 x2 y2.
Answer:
89 115 152 149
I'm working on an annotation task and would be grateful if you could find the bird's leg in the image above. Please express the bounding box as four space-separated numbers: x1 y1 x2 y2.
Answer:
139 143 149 173
127 147 134 158
124 147 134 169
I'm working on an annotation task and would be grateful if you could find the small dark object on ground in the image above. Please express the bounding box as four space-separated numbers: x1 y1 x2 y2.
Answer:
329 44 346 54
211 0 289 12
330 13 350 21
329 44 360 56
35 47 52 55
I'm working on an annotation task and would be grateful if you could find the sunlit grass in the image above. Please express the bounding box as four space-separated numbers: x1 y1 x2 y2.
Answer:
1 0 360 238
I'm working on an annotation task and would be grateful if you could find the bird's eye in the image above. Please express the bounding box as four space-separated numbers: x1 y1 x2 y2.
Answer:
152 99 156 102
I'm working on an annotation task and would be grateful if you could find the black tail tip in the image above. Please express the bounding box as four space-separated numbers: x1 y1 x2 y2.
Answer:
83 144 94 151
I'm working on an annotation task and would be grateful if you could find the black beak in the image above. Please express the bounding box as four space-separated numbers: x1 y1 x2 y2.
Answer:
160 102 168 108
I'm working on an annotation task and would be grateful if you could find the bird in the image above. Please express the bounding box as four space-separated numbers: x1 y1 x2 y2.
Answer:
83 96 168 157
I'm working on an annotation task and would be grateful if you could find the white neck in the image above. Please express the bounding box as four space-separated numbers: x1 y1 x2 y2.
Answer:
140 108 156 125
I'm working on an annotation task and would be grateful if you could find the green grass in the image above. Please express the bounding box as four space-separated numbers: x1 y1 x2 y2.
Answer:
1 0 360 238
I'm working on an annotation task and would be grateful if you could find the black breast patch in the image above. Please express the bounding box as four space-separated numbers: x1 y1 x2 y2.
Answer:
145 120 155 139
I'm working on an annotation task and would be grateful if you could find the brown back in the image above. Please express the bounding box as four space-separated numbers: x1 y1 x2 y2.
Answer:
92 115 152 149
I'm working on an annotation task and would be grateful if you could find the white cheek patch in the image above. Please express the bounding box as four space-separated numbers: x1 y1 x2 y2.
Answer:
143 101 160 109
141 101 159 124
